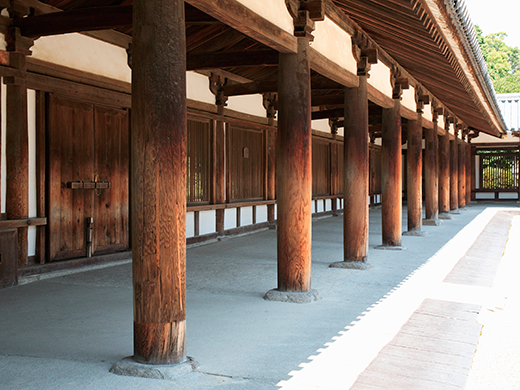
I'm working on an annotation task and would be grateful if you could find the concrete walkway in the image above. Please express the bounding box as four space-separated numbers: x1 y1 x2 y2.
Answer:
0 203 517 389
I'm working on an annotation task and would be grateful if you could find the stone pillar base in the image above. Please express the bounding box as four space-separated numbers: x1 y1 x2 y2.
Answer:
423 219 444 226
110 356 197 380
264 289 321 304
329 261 372 270
374 245 406 251
403 230 428 237
439 213 453 220
450 209 461 215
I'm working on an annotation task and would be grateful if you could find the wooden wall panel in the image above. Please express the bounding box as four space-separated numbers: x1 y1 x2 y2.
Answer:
312 138 331 196
187 119 211 204
228 126 264 201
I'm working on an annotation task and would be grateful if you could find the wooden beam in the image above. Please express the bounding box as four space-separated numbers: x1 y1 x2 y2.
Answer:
13 5 133 38
221 77 343 97
186 0 298 54
311 108 344 120
187 50 278 71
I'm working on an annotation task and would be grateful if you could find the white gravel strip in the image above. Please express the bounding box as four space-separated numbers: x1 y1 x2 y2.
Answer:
466 215 520 389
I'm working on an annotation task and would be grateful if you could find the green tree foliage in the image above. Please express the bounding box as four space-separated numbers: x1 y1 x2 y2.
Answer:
475 25 520 93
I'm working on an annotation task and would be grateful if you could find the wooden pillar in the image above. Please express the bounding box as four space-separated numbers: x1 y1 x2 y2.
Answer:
450 131 459 212
334 75 370 267
424 112 440 223
263 93 277 225
210 75 227 235
5 28 33 268
438 123 451 218
380 99 403 247
466 142 472 205
267 36 316 300
458 136 466 208
131 0 187 364
405 114 424 234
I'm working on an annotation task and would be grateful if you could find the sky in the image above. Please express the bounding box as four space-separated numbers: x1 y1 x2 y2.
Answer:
464 0 520 48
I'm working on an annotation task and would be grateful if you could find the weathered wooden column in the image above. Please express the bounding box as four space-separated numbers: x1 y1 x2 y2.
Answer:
465 140 472 205
378 75 407 249
404 93 427 236
438 118 452 219
131 0 187 365
331 42 375 269
424 106 442 225
450 129 459 213
210 75 227 235
263 93 277 226
5 28 33 270
458 133 466 209
265 7 321 303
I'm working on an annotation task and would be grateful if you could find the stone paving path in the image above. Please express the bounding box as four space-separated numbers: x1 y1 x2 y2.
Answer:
350 210 518 389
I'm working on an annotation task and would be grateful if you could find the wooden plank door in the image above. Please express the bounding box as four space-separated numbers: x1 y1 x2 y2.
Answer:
47 94 95 261
47 94 130 262
92 105 130 255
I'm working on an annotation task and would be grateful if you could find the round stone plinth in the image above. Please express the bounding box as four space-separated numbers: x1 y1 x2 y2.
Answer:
439 213 453 220
264 289 321 304
450 209 461 215
402 230 428 237
329 261 372 270
423 219 444 226
374 245 406 251
110 356 197 380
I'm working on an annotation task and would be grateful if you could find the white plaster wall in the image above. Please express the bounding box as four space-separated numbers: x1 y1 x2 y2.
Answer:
437 115 445 130
401 86 416 113
256 205 268 223
27 90 36 257
0 33 6 50
337 127 344 137
501 192 518 199
368 62 392 100
32 33 131 83
312 16 357 75
241 206 253 226
225 208 237 230
227 94 266 117
187 72 214 105
325 199 331 212
473 132 512 144
311 202 316 214
199 210 216 235
374 138 382 146
186 212 195 238
423 105 433 122
476 193 494 199
236 0 294 35
312 119 330 133
317 201 324 213
1 79 5 214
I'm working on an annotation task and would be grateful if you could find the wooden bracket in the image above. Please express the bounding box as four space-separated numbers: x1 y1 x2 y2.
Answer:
351 30 377 77
286 0 324 40
329 117 342 135
3 75 25 85
209 73 229 107
263 92 278 119
415 90 430 114
6 27 34 56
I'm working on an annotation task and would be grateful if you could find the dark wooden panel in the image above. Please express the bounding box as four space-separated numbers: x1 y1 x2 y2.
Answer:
47 94 94 261
228 126 264 201
187 119 211 203
93 105 130 255
0 228 17 288
312 138 331 196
